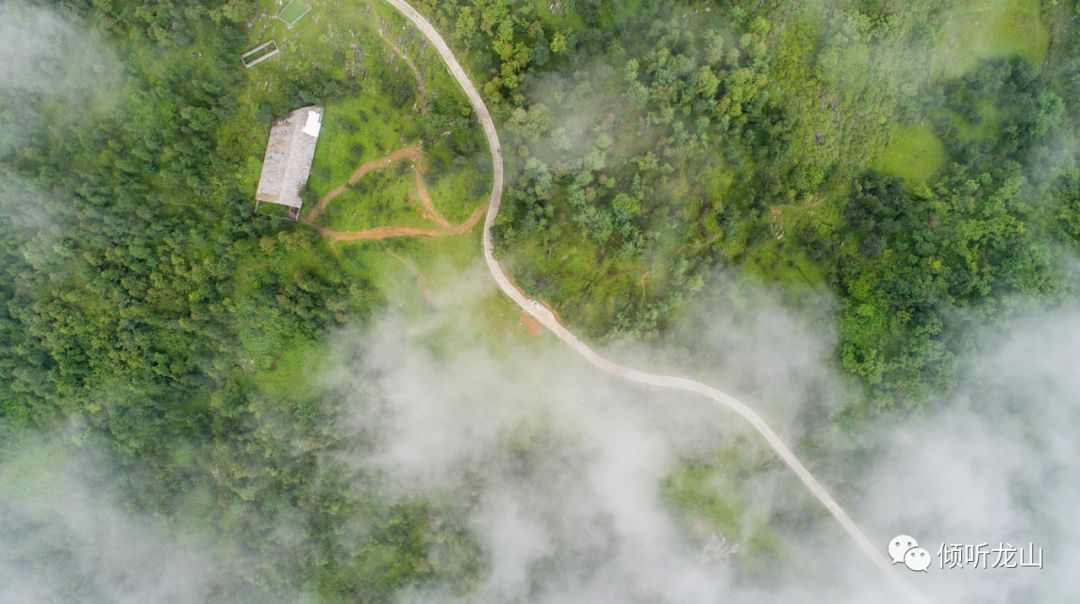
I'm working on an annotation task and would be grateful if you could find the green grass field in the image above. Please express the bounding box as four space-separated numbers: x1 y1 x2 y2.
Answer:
426 157 490 223
872 124 947 185
935 0 1049 77
308 94 418 196
253 337 330 401
319 166 430 232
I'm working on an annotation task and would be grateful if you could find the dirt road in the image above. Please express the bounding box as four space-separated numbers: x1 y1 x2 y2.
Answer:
379 1 932 602
308 205 483 241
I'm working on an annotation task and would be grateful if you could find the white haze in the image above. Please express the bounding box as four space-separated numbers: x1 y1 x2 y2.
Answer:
0 3 118 99
0 3 1074 602
317 265 1079 604
0 438 312 604
1 260 1075 603
0 3 120 231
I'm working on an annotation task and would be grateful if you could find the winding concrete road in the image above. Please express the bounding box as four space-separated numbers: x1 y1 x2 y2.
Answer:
380 1 931 602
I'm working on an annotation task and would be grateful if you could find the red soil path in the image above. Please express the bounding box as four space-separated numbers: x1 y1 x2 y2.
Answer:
519 312 542 336
301 144 484 241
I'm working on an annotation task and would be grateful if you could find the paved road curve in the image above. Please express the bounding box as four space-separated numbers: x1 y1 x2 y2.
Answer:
380 1 931 601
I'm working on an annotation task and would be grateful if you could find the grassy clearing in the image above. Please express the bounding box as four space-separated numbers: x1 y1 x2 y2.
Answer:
321 166 430 232
308 94 418 196
328 229 541 357
935 0 1049 77
872 124 947 185
425 156 490 223
744 237 825 288
254 338 330 401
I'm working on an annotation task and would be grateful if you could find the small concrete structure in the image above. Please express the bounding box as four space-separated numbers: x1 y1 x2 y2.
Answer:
241 41 279 68
255 106 324 219
278 0 312 27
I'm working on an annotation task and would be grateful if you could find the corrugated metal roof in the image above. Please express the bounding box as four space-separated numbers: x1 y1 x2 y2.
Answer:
255 106 323 209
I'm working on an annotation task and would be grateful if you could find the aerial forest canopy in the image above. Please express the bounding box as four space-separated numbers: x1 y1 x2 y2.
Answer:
0 0 1077 601
419 0 1079 410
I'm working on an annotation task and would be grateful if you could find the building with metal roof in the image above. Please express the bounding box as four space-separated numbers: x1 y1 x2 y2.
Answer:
254 106 323 219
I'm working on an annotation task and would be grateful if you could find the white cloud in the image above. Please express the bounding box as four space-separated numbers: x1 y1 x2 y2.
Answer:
322 264 1079 604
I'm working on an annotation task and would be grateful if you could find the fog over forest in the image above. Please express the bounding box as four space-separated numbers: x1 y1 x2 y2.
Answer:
4 266 1077 603
0 1 1077 603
